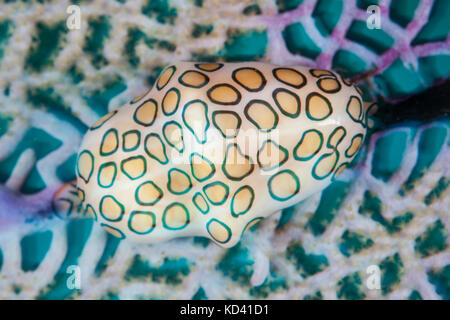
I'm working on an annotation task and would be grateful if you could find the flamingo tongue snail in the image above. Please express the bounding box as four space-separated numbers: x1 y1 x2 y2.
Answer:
60 62 368 248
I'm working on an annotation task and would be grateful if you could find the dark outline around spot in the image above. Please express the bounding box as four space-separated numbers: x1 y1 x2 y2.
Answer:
305 92 333 121
243 217 263 234
346 95 363 123
167 168 192 195
317 77 342 94
203 181 230 206
76 187 85 213
312 149 340 180
122 130 141 152
97 161 117 188
190 152 216 182
100 223 126 239
257 139 289 171
332 162 349 182
144 133 169 165
363 102 378 129
90 110 117 131
327 126 347 149
193 192 209 214
182 99 210 144
163 120 185 153
156 65 176 91
76 187 85 203
272 87 301 118
268 169 300 201
162 202 190 230
272 67 307 89
131 88 151 105
345 133 364 158
339 73 353 86
244 99 279 133
231 67 267 92
162 87 181 116
222 143 255 181
309 68 334 78
135 180 163 206
133 98 158 127
120 155 147 180
293 129 324 161
212 110 242 139
231 185 255 218
178 70 209 89
128 211 156 235
195 63 224 72
206 83 242 106
99 195 125 222
77 150 94 183
355 85 364 96
100 128 119 156
85 203 97 221
206 218 232 244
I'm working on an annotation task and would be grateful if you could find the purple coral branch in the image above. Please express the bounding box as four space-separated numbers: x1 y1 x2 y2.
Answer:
262 0 448 103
